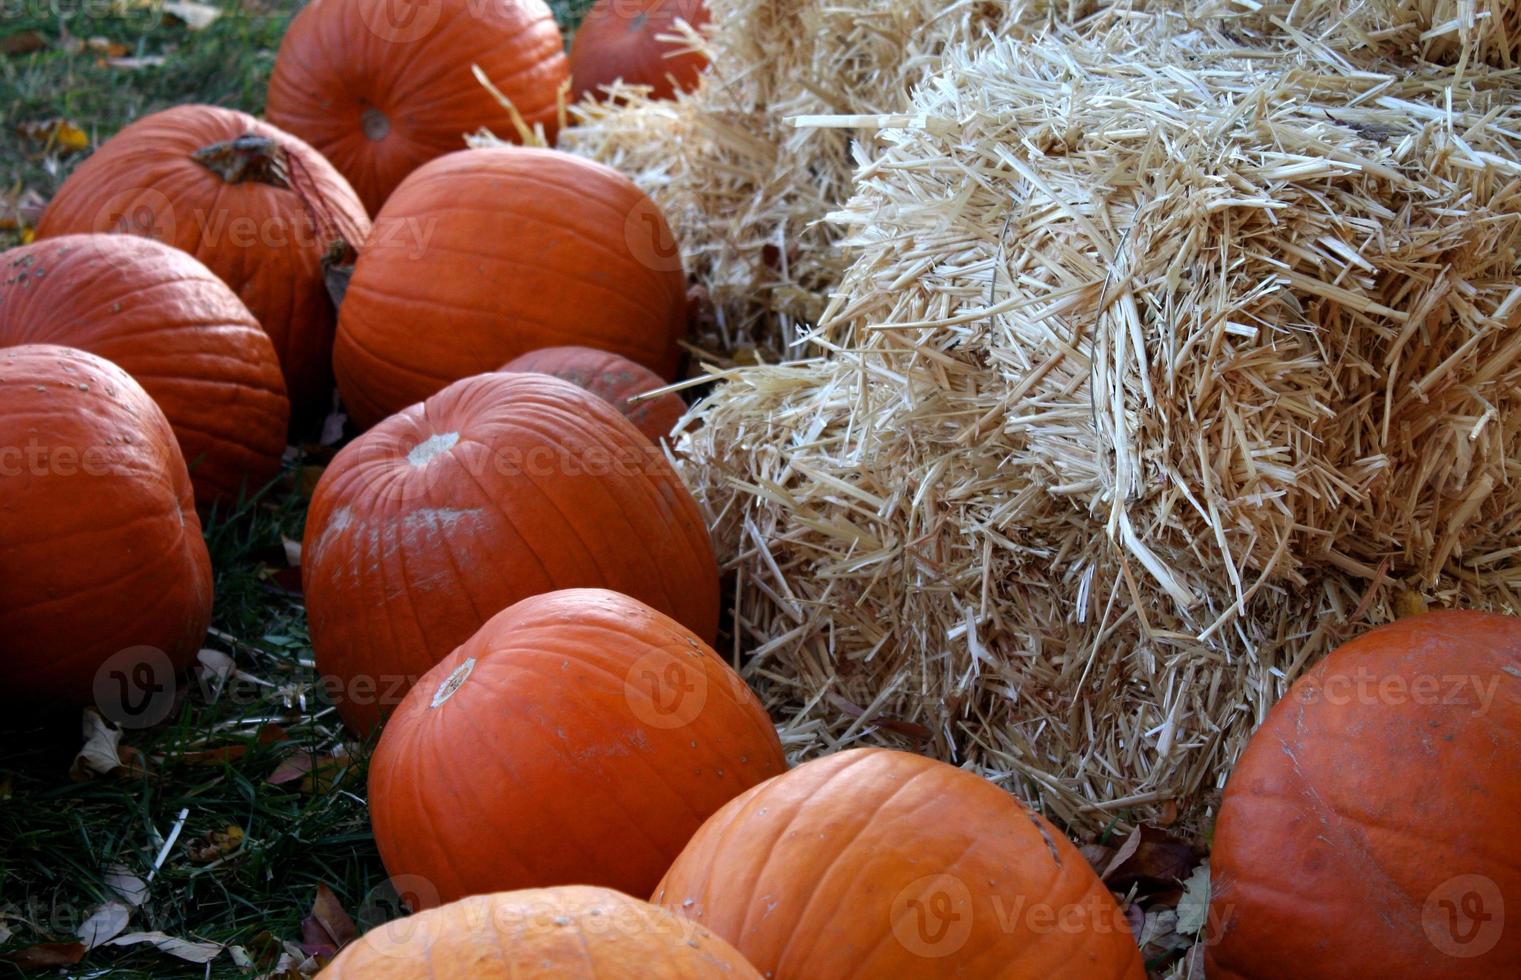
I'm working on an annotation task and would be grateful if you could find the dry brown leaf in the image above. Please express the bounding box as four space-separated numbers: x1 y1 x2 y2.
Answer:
3 942 86 968
267 745 353 793
70 709 145 780
15 118 89 152
299 884 356 957
104 931 221 963
185 824 244 863
1 31 46 55
77 900 132 950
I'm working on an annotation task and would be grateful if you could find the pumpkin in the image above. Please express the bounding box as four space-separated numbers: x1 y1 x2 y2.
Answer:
0 345 213 704
0 235 289 505
35 104 370 424
501 346 686 443
318 886 763 978
302 372 720 732
1207 610 1521 978
368 588 784 906
655 748 1146 980
267 0 568 216
333 147 687 430
571 0 710 103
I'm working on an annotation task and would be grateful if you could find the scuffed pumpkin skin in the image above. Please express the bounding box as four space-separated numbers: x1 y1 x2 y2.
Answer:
367 589 783 906
655 748 1147 980
0 235 289 504
301 371 719 733
317 886 763 978
1207 610 1521 979
0 345 213 704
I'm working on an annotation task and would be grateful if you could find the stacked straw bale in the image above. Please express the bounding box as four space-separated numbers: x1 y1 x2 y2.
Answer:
1212 0 1521 69
556 0 1120 355
680 24 1521 831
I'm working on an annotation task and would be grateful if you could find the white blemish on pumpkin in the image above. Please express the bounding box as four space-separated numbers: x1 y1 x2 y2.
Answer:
406 431 459 467
431 657 475 708
311 506 354 560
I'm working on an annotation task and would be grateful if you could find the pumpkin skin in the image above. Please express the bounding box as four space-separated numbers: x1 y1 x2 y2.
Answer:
266 0 568 215
333 147 687 430
368 589 784 906
0 345 213 704
35 104 371 424
501 346 686 442
1206 610 1521 979
318 886 763 978
0 235 289 505
302 371 720 732
571 0 710 103
655 748 1146 980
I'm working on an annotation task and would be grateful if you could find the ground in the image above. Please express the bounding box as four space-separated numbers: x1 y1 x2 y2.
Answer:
0 2 593 975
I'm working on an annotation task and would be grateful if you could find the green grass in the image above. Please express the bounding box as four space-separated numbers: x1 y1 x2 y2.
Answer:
0 1 596 974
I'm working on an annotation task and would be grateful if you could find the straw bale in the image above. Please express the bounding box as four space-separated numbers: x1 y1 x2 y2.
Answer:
1209 0 1521 69
679 28 1521 832
547 0 1127 356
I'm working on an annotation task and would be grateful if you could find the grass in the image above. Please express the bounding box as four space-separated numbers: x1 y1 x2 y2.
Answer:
0 0 596 974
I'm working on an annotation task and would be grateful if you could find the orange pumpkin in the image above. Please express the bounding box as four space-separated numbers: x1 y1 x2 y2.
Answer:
302 372 720 732
266 0 568 216
0 345 213 704
501 346 686 443
656 748 1146 980
318 886 763 978
1207 610 1521 978
0 235 289 505
333 147 687 430
368 589 784 906
35 104 370 424
571 0 710 102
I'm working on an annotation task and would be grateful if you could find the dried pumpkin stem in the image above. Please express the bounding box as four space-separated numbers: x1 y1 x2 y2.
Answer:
191 134 291 188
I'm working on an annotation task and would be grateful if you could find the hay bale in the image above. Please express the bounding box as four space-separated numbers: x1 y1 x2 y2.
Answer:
681 27 1521 832
548 0 1124 356
1212 0 1521 69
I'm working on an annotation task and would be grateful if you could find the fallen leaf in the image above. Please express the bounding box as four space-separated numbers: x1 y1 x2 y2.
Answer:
178 723 288 765
84 36 129 57
1099 826 1143 881
1099 826 1201 895
105 931 221 963
282 536 302 567
228 945 254 968
1395 589 1430 618
267 746 353 793
162 0 222 29
195 648 236 701
319 412 346 447
186 824 244 863
1174 862 1211 936
1 31 46 55
3 942 86 968
77 899 132 949
71 709 144 780
104 865 149 907
15 118 89 152
299 884 357 957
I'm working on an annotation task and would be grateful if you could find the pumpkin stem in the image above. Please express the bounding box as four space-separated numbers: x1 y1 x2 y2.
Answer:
191 134 291 188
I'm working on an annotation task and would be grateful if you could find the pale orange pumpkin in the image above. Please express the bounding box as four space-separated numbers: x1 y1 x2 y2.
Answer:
367 589 784 907
656 748 1146 980
571 0 710 102
318 886 763 978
